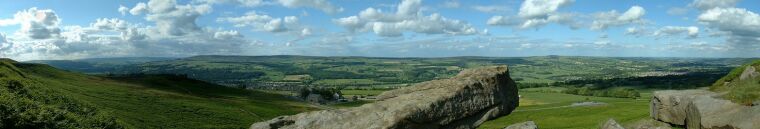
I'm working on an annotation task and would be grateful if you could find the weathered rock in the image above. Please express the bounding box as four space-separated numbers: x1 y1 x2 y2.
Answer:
502 121 537 129
627 119 671 129
650 90 714 125
600 119 625 129
651 90 760 129
738 66 759 81
250 65 518 129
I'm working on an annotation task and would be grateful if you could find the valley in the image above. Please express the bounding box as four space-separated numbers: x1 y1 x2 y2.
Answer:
21 55 760 128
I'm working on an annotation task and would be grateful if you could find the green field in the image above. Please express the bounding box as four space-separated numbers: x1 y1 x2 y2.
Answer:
0 59 314 129
31 56 755 89
340 89 389 96
479 90 652 129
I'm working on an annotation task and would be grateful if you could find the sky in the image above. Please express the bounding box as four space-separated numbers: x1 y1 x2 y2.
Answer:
0 0 759 61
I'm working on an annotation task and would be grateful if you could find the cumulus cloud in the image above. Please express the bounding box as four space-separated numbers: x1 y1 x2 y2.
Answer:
690 0 740 11
218 11 303 33
590 6 646 30
1 1 252 61
698 7 760 47
518 0 572 19
214 30 243 39
277 0 343 14
118 5 129 15
486 0 581 29
129 3 148 15
333 0 477 37
0 8 62 39
654 26 699 38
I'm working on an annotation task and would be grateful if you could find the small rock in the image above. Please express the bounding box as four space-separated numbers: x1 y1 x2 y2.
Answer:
600 119 625 129
502 121 537 129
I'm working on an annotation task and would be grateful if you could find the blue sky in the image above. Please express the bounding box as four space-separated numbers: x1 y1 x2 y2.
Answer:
0 0 759 61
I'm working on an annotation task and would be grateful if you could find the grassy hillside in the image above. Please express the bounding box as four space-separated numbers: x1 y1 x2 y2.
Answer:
711 60 760 105
0 59 313 129
27 57 174 74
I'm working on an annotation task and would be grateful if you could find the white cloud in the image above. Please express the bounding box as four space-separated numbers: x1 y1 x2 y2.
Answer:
486 16 520 26
0 8 62 39
277 0 343 14
129 3 148 15
301 28 311 36
91 18 128 30
333 0 477 37
128 0 213 36
591 6 646 30
654 26 699 38
624 27 648 36
214 30 243 39
690 0 740 10
218 11 302 33
518 0 573 19
118 5 129 16
1 2 253 61
698 7 760 47
472 5 508 13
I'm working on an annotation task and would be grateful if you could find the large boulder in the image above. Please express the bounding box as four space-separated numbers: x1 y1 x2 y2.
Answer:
502 121 537 129
250 65 519 129
651 90 760 129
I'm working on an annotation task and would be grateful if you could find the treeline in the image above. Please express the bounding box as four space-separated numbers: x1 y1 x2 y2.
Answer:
556 72 726 89
297 87 342 100
563 87 640 98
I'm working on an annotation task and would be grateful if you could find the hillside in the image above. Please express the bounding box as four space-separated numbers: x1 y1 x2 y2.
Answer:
0 59 313 129
27 57 175 74
711 60 760 105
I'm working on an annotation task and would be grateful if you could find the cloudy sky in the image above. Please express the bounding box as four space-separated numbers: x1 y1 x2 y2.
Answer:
0 0 759 61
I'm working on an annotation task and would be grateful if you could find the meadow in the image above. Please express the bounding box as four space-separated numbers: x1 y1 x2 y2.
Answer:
479 89 653 129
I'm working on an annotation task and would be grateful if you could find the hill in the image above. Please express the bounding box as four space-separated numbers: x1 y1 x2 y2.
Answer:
0 58 313 129
27 57 175 74
711 60 760 105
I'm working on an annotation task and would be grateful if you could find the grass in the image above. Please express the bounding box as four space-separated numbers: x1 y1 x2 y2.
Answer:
2 61 315 129
710 60 760 105
340 89 388 96
479 92 651 129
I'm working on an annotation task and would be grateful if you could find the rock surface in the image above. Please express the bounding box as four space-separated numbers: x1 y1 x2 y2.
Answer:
502 121 537 129
600 119 625 129
250 65 519 129
738 66 759 81
651 90 760 129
